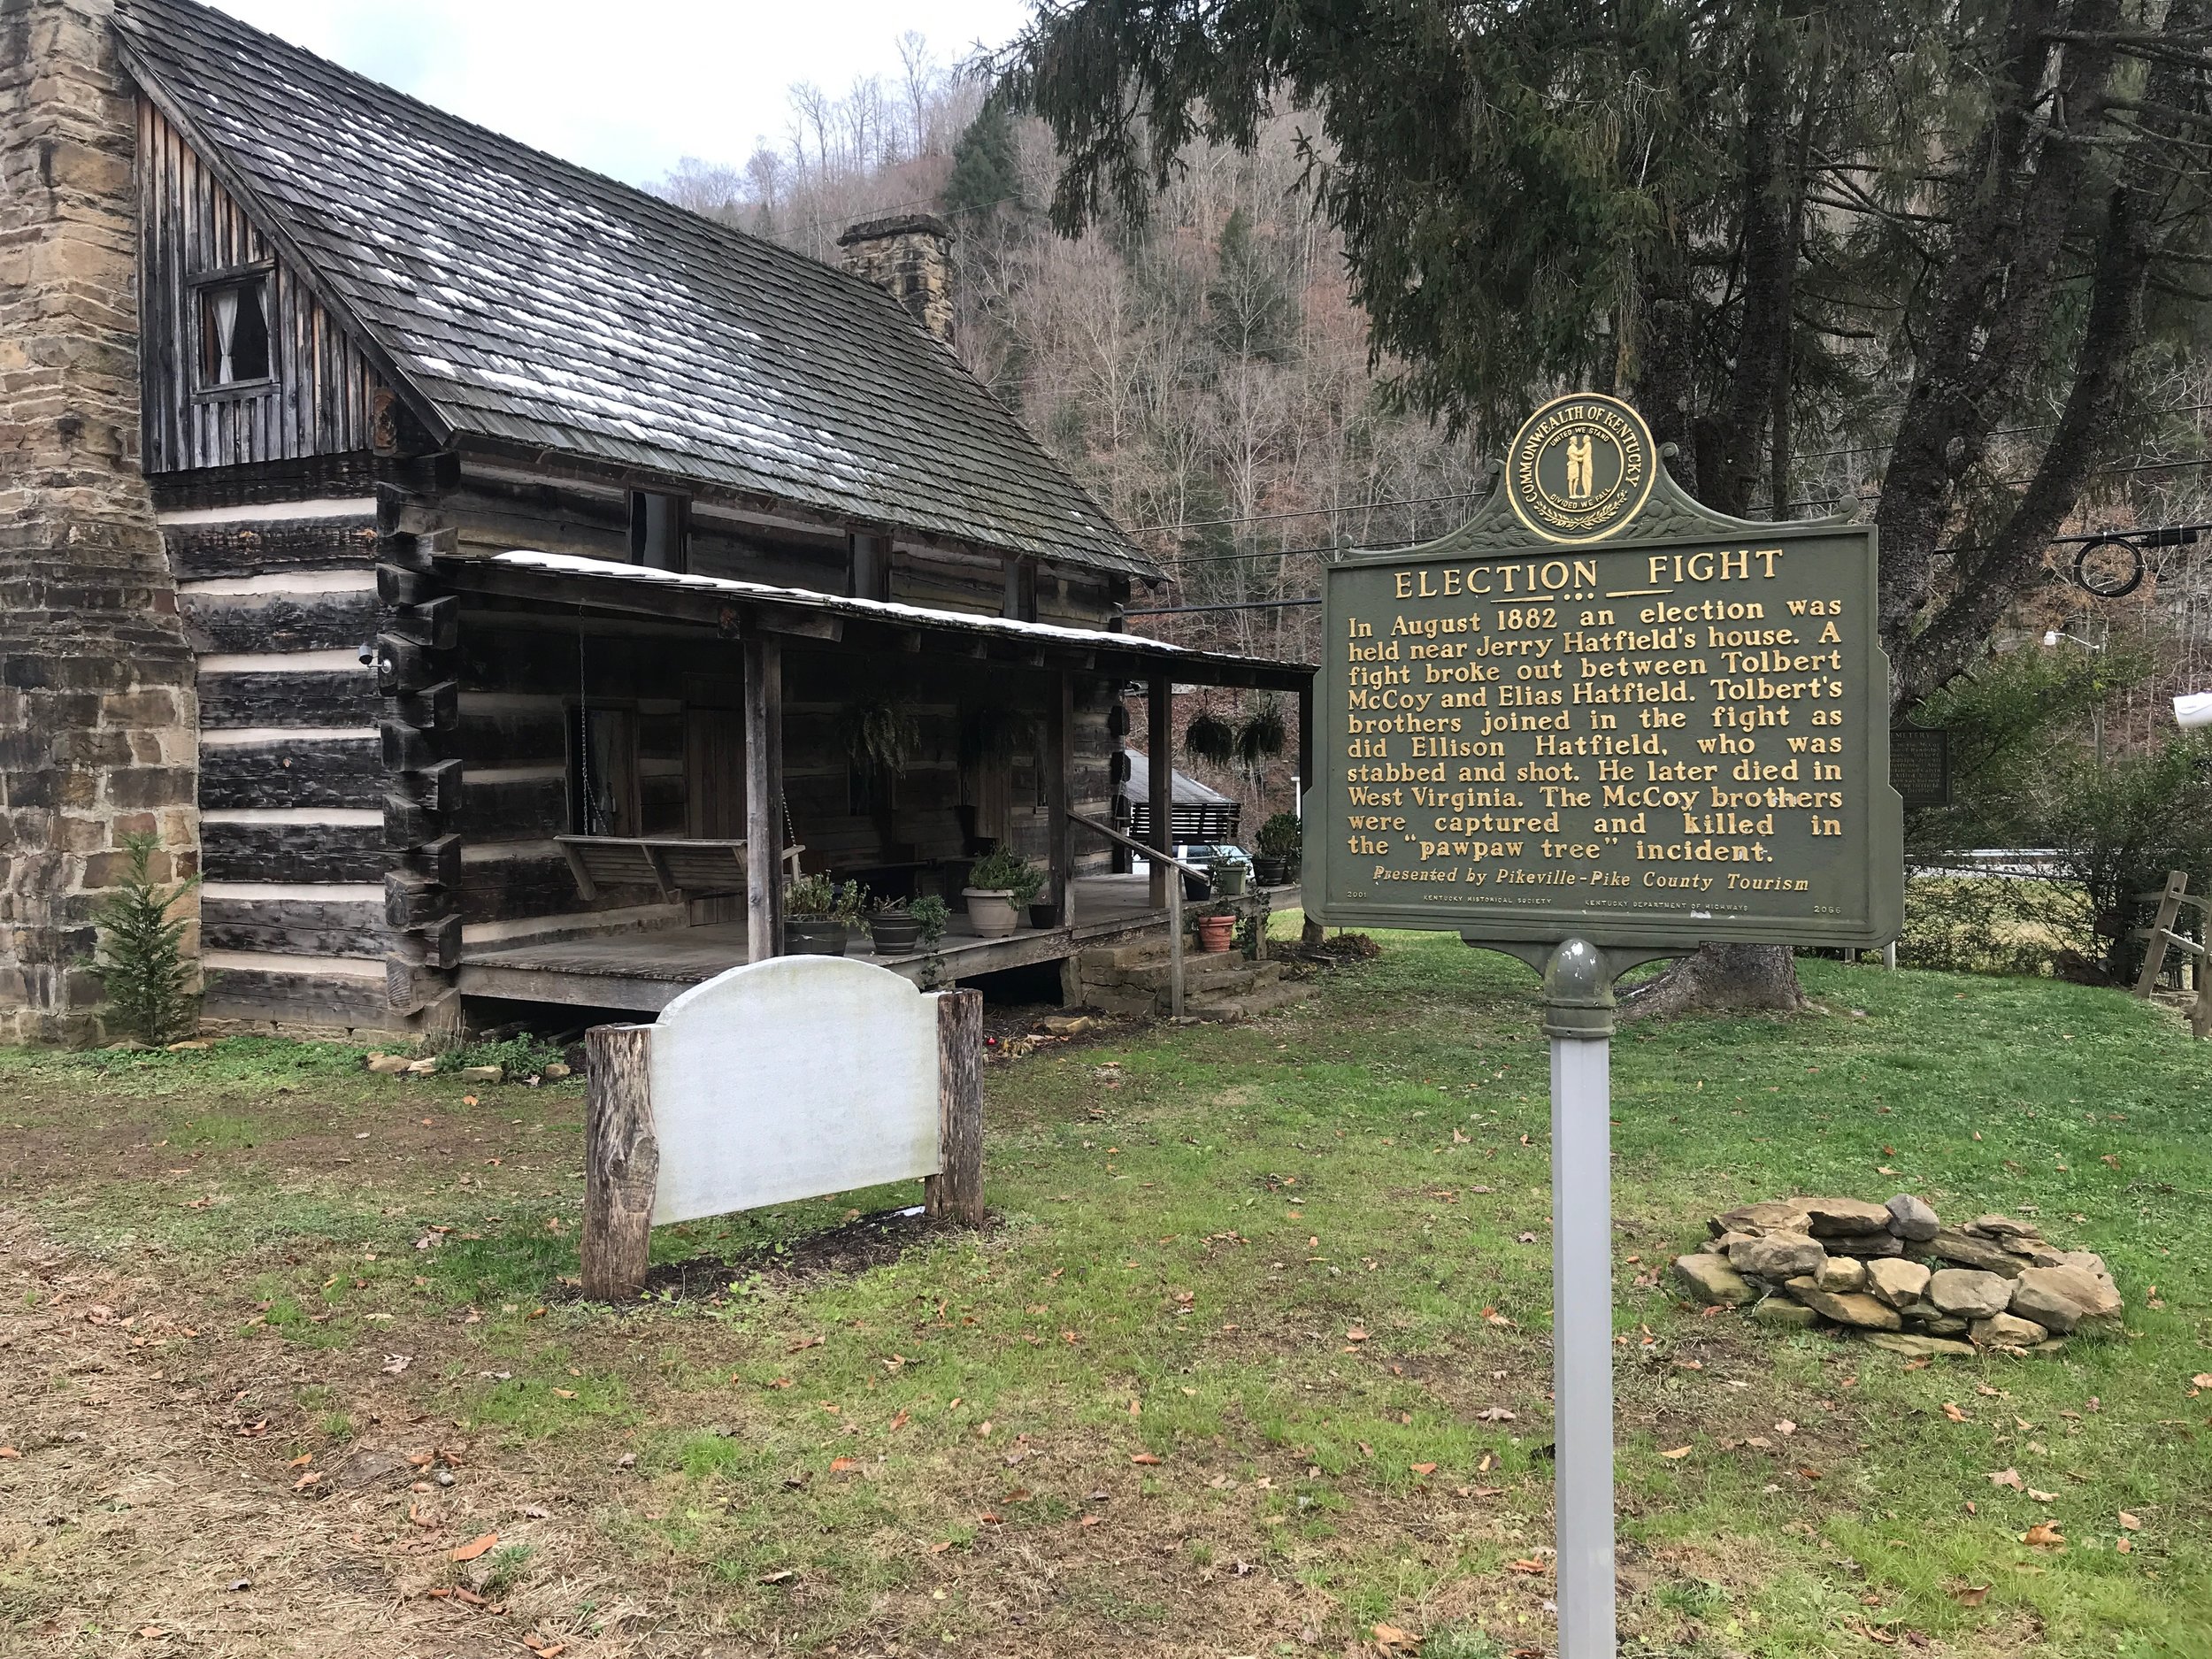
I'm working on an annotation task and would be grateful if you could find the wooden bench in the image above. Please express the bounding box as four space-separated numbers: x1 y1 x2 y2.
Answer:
555 836 803 902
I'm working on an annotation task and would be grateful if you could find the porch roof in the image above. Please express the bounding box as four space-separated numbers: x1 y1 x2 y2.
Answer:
440 550 1315 691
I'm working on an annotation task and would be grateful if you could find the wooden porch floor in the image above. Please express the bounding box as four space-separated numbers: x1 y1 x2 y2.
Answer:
456 874 1180 1013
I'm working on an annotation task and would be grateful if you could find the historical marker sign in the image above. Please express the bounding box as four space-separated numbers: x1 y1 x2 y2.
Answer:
1306 395 1903 1659
1307 394 1903 951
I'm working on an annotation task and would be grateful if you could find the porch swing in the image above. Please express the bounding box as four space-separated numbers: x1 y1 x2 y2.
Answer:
551 612 803 905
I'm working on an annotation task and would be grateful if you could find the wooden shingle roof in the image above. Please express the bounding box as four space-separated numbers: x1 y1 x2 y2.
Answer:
115 0 1160 580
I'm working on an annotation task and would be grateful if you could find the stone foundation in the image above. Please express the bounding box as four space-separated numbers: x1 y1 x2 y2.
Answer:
0 0 198 1044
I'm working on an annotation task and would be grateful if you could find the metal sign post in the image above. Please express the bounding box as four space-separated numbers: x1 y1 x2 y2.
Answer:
1544 940 1617 1657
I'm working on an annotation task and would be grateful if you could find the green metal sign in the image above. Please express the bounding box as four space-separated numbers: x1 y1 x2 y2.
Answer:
1306 394 1904 951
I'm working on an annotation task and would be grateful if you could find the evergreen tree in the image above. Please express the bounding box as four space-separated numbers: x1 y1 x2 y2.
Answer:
941 102 1024 220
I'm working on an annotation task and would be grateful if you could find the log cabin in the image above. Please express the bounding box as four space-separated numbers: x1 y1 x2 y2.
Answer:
0 0 1310 1042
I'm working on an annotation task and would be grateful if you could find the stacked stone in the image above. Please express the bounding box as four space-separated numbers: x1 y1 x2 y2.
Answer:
1672 1197 2123 1358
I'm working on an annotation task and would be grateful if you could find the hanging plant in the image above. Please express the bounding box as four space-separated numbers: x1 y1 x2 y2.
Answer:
1184 710 1235 766
1236 697 1287 765
840 695 922 777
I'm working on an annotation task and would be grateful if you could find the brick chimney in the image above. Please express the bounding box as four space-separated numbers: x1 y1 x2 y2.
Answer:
0 0 199 1043
837 212 956 345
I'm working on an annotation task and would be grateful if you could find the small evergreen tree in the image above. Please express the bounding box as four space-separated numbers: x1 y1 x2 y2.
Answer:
90 833 201 1045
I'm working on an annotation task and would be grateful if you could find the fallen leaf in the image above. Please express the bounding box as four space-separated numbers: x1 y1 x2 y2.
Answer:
381 1354 412 1376
2116 1536 2132 1554
452 1532 499 1562
1952 1585 1989 1607
2023 1521 2066 1550
288 1452 313 1468
787 1335 823 1353
829 1457 860 1473
552 1388 576 1400
759 1569 798 1585
0 1448 16 1459
2027 1487 2058 1503
1942 1402 1969 1423
1078 1513 1100 1527
1660 1446 1693 1460
2118 1509 2141 1530
1131 1452 1163 1465
1345 1327 1369 1342
1988 1468 2024 1490
1475 1406 1516 1423
888 1409 909 1431
1508 1557 1548 1574
1409 1462 1437 1475
1372 1624 1421 1650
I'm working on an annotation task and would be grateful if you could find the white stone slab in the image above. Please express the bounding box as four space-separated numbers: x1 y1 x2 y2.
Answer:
648 955 941 1226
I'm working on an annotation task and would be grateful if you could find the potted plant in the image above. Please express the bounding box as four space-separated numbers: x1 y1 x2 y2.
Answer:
1237 697 1287 767
784 875 866 956
869 895 923 954
1254 811 1302 886
963 845 1036 938
1210 855 1249 898
1184 710 1235 766
1194 901 1238 953
908 894 950 948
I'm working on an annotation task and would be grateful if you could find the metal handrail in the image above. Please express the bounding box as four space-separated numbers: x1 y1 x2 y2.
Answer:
1065 812 1210 879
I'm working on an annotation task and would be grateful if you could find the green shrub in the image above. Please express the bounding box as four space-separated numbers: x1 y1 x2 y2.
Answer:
89 833 201 1044
1897 875 2095 977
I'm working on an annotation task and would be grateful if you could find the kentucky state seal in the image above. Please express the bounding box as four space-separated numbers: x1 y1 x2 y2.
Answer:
1504 394 1656 544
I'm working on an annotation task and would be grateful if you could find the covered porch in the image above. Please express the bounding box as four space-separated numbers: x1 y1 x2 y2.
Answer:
422 551 1312 1018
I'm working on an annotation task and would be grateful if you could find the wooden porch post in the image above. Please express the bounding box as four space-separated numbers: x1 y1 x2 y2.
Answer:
1052 672 1076 926
744 635 784 961
1147 673 1172 910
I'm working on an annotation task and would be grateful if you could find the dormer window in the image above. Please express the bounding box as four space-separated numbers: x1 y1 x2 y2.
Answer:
198 273 273 388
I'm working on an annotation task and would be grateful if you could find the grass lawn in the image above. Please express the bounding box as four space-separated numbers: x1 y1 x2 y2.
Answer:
0 923 2206 1657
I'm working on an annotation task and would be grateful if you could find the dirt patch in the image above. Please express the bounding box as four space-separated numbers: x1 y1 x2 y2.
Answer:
624 1205 981 1302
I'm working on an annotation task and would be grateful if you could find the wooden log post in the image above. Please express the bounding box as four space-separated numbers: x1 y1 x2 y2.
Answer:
925 987 985 1225
1053 672 1079 926
744 634 783 963
1147 673 1172 910
581 1023 659 1301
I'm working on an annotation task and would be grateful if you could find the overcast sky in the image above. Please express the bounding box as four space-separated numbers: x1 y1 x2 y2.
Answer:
208 0 1033 188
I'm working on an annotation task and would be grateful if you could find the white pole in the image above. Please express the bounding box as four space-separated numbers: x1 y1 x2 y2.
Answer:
1542 939 1616 1659
1551 1034 1614 1656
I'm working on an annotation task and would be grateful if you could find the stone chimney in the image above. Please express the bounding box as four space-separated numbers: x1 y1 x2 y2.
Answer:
837 213 956 345
0 0 199 1043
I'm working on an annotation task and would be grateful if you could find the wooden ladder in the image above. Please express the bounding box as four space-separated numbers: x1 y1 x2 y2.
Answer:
2131 871 2212 1039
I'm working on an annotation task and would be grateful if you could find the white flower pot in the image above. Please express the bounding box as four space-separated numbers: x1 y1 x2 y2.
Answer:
963 887 1019 938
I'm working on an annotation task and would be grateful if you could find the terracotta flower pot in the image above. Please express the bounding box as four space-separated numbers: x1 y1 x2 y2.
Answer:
1195 913 1236 953
963 887 1019 938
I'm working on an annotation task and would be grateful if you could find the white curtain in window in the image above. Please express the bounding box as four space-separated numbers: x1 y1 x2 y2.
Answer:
210 285 241 383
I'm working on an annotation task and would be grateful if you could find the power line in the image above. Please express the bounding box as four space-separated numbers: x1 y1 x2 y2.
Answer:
1125 489 1487 536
